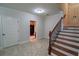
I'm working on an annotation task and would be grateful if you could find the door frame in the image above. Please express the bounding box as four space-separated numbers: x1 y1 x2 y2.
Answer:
29 20 37 40
1 15 19 48
0 16 3 50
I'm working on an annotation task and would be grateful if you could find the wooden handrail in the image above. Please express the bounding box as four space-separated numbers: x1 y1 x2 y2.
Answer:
48 15 66 55
51 15 66 34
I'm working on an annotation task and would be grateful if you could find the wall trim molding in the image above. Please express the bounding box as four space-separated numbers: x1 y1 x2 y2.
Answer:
0 47 3 50
19 40 29 45
41 38 49 40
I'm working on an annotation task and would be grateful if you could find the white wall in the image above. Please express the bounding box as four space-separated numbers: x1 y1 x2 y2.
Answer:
0 16 2 49
18 13 44 44
0 6 63 48
0 7 44 46
44 12 64 39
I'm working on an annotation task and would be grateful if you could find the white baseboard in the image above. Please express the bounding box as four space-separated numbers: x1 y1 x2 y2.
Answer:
0 41 28 49
19 40 29 45
0 47 3 50
0 40 29 49
3 42 19 49
41 37 49 40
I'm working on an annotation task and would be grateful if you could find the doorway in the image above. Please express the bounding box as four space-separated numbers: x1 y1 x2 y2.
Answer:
30 21 36 42
0 16 19 48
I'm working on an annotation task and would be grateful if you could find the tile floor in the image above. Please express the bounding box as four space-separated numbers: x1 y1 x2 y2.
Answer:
0 39 49 56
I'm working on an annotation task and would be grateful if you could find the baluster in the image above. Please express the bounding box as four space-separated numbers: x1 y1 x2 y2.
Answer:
48 31 52 55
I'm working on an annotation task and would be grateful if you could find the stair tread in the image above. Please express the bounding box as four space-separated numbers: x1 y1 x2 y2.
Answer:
56 39 79 49
53 43 78 55
57 37 79 43
51 46 74 56
60 31 79 34
50 28 79 56
51 52 57 56
59 32 79 37
58 35 79 41
54 42 78 53
51 48 66 56
58 33 79 38
64 28 79 30
57 38 79 47
62 30 79 33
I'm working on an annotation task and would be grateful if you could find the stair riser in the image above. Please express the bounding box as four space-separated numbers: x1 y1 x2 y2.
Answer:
53 44 78 55
51 47 73 56
58 35 79 42
57 37 79 43
57 39 79 47
62 30 79 33
50 27 79 56
59 32 79 37
54 42 78 53
51 48 67 56
63 27 79 30
56 40 79 49
60 31 79 34
58 34 79 38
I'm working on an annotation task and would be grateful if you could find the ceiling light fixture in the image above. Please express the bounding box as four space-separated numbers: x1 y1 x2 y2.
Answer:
34 8 45 13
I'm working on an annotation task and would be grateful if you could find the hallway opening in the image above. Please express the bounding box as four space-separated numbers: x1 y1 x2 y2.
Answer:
30 21 36 42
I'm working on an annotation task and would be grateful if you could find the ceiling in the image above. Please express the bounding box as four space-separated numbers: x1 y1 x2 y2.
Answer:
0 3 62 16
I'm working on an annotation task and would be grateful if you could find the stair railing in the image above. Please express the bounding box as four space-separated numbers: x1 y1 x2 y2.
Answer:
48 15 65 55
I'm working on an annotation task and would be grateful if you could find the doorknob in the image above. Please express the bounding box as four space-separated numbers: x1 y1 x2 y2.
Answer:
2 34 6 36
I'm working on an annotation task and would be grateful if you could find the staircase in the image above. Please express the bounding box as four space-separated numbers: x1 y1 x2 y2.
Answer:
50 27 79 56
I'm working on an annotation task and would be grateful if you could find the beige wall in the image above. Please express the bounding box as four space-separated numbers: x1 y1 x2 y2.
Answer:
62 3 79 27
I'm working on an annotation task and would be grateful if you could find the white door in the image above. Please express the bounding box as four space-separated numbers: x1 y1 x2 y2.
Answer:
0 16 3 49
2 16 19 48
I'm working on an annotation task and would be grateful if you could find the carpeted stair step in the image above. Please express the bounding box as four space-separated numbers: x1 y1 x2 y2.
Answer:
57 37 79 43
51 46 73 56
59 32 79 37
58 35 79 42
58 33 79 38
50 27 79 56
52 42 78 55
54 42 78 53
60 30 79 34
62 29 79 33
56 38 79 49
64 27 79 30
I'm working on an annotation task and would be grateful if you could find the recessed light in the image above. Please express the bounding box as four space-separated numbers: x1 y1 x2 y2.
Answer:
34 8 45 13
